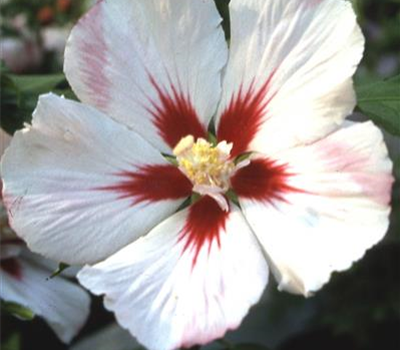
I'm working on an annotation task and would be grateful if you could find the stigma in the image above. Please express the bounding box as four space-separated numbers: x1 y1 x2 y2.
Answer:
173 135 237 211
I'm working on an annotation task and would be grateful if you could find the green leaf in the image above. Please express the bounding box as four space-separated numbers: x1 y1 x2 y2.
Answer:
9 73 66 94
1 72 19 105
1 301 35 320
356 75 400 136
2 333 21 350
0 60 11 73
0 74 37 135
0 71 70 135
49 262 70 279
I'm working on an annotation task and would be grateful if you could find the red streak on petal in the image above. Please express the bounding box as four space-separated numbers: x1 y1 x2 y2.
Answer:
231 158 299 203
217 73 277 158
1 258 22 280
147 76 207 148
180 196 229 267
78 2 110 109
98 165 192 204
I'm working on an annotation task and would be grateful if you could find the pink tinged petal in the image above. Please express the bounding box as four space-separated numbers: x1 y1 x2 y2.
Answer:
239 122 393 296
216 0 365 155
73 2 110 110
1 94 188 265
65 0 227 152
0 251 90 343
78 198 269 350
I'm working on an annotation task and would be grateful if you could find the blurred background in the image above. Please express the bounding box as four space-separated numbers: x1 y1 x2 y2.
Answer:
0 0 399 350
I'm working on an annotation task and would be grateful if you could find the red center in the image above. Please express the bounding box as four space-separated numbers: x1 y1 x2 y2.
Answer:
98 76 296 265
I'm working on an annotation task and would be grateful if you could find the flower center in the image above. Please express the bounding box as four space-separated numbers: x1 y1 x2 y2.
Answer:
173 135 238 211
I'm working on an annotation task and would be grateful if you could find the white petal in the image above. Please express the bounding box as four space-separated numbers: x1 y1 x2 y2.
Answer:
216 0 364 156
1 94 191 265
0 251 90 343
20 248 81 279
65 0 227 152
78 197 268 350
237 122 393 295
0 243 22 260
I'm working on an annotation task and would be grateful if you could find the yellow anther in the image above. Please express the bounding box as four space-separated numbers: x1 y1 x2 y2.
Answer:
173 136 235 191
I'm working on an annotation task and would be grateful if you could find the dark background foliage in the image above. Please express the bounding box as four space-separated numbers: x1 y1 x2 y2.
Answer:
1 0 399 350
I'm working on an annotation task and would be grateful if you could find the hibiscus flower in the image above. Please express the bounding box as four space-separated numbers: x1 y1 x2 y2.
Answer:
1 0 393 349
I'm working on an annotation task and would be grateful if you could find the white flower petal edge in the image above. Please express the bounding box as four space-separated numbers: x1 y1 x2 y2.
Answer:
1 250 90 343
65 0 228 152
78 200 268 350
1 93 190 265
21 249 82 279
239 122 393 295
217 0 364 155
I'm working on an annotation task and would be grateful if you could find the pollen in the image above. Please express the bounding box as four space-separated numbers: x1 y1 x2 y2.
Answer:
173 135 235 192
